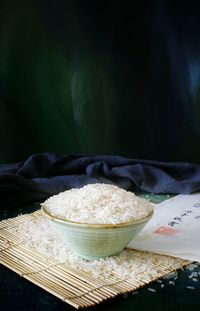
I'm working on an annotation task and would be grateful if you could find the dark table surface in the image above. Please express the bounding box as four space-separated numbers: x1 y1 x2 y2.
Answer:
1 197 200 311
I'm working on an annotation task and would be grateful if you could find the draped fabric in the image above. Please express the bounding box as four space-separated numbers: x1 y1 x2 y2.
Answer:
1 153 200 208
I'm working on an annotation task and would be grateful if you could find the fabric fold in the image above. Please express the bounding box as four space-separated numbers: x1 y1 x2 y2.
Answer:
1 152 200 208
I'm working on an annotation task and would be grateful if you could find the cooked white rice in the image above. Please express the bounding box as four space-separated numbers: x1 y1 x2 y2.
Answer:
42 183 154 224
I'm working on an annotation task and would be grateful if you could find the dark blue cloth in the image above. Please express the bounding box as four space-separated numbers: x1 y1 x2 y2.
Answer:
1 152 200 208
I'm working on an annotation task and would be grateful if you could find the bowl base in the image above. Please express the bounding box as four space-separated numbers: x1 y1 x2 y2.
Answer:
74 250 122 261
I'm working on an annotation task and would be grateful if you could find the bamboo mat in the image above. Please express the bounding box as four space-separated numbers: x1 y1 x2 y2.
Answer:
0 211 189 309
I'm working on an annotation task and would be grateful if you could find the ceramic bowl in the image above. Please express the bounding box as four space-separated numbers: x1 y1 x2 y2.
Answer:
42 206 153 260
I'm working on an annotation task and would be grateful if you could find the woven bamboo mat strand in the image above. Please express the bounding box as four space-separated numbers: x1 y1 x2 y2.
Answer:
0 212 189 309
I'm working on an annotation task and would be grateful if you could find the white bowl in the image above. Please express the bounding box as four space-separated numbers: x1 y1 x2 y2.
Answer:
42 206 154 260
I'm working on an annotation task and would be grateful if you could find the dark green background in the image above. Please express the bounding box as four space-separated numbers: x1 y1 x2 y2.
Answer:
1 0 200 163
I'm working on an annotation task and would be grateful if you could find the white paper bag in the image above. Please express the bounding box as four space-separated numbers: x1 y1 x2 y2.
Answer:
128 194 200 262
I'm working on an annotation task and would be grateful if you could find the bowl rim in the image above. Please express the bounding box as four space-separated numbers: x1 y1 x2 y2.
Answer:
41 205 154 229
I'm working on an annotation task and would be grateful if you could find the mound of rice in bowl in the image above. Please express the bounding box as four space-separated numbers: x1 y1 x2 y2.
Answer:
42 183 154 224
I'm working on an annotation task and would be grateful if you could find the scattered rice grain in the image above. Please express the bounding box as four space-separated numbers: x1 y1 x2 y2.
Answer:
163 271 178 280
186 264 198 271
10 216 184 281
148 288 156 292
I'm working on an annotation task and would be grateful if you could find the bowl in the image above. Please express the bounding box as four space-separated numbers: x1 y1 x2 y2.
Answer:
41 206 153 260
